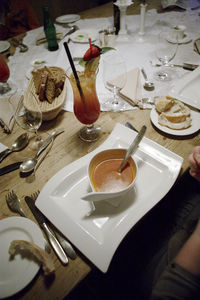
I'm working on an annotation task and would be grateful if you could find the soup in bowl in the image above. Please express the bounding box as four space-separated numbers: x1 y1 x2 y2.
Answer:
82 148 138 204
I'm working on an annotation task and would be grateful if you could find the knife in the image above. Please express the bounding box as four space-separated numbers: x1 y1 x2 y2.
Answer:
151 61 198 71
0 129 64 176
25 196 68 265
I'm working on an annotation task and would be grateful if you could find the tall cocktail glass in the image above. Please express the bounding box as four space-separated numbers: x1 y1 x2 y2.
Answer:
67 64 100 142
0 54 16 97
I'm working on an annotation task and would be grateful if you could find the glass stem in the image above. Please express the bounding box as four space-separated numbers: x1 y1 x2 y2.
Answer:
112 86 119 105
0 82 11 94
34 130 41 141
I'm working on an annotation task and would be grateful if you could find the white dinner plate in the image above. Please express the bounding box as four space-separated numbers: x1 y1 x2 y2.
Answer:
70 30 97 43
167 32 192 44
0 41 10 53
36 123 183 273
150 107 200 136
0 217 44 299
56 14 80 24
169 66 200 110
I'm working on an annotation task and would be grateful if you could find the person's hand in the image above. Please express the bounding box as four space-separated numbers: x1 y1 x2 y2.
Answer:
188 146 200 182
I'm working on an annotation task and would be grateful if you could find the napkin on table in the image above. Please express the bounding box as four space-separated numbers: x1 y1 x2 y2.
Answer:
36 31 64 45
109 68 143 108
0 94 20 133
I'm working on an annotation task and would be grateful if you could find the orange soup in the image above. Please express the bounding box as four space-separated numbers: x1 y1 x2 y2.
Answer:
91 158 136 193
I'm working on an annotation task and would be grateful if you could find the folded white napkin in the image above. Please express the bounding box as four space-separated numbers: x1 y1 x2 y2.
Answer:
109 68 142 107
36 31 64 45
0 94 20 133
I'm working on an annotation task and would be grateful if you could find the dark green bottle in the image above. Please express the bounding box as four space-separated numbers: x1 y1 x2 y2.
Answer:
42 6 59 51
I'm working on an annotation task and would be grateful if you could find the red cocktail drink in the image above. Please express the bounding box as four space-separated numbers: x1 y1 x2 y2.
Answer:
0 54 16 97
68 66 101 142
0 54 10 83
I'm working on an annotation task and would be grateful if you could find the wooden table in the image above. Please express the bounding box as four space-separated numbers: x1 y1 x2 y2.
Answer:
0 2 199 299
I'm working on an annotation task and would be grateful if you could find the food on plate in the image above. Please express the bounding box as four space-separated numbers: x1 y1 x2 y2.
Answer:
155 96 192 130
79 38 114 73
9 240 55 276
32 66 66 103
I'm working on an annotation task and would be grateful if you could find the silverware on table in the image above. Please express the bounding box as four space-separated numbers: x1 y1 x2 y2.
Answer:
5 190 51 253
0 133 29 163
31 191 77 260
25 195 68 265
125 122 138 132
141 68 155 90
11 38 28 52
150 60 199 71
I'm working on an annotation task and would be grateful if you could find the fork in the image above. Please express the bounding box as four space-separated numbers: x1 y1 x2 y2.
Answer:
31 191 77 260
6 190 27 217
6 190 51 253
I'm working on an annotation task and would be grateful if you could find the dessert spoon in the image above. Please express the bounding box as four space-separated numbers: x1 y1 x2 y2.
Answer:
0 133 29 163
141 68 155 90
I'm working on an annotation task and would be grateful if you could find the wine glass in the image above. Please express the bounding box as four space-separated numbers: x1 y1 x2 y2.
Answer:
154 30 178 81
66 63 101 142
0 54 16 97
102 53 127 111
9 89 43 149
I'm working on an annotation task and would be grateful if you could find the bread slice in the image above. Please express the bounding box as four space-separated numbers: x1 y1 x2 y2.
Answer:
160 100 190 123
46 76 56 103
158 114 192 130
155 96 174 113
9 240 55 276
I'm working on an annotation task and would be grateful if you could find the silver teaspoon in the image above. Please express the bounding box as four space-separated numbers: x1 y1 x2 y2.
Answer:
0 133 29 163
118 125 147 173
20 129 64 173
141 68 155 90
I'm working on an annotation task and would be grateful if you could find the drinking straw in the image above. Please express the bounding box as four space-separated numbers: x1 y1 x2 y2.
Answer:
63 42 84 100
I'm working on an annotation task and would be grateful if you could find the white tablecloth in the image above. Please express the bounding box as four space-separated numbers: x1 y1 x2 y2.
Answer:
8 8 200 112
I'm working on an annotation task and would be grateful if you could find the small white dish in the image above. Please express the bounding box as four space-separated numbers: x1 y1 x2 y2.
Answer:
167 32 192 44
0 41 10 53
31 59 47 69
150 107 200 136
169 66 200 110
56 14 80 24
70 30 97 43
35 123 182 273
0 217 44 299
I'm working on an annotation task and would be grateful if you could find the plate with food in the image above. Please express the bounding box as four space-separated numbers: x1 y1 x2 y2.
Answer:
0 217 45 298
25 66 67 120
56 14 80 24
35 123 183 273
150 96 200 136
70 30 97 43
0 41 10 53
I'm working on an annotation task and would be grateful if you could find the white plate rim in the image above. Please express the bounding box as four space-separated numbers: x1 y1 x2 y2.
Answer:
0 41 10 53
167 32 192 44
55 14 80 24
36 123 183 273
70 30 97 43
150 107 200 136
169 66 200 110
0 216 44 299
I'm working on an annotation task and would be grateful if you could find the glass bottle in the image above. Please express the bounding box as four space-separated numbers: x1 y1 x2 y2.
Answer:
113 1 120 35
42 6 59 51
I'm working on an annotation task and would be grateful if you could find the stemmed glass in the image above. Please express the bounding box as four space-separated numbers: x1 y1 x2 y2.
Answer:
9 89 43 149
0 54 16 97
154 30 178 81
67 63 101 142
102 53 127 111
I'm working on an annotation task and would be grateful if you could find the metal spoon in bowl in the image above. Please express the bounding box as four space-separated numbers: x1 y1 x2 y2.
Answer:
118 125 147 173
141 68 155 90
0 133 29 163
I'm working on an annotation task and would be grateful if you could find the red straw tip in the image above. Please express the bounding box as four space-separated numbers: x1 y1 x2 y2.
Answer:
89 38 92 49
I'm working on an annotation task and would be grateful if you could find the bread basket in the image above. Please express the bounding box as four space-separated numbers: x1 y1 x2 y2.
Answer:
24 66 67 121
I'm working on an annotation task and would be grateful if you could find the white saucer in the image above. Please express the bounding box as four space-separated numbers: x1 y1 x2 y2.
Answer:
167 32 192 44
70 30 97 43
150 107 200 136
56 14 80 24
0 217 44 299
0 41 10 53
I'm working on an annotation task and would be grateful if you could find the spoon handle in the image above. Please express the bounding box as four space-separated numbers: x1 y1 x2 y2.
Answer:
0 148 12 163
119 125 147 172
141 68 147 80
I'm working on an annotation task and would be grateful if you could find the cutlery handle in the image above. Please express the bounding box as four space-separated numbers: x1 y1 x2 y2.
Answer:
0 149 11 163
141 68 147 80
42 223 68 265
54 230 77 260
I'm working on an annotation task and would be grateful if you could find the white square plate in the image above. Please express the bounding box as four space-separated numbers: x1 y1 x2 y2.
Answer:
36 123 183 272
169 66 200 110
